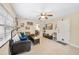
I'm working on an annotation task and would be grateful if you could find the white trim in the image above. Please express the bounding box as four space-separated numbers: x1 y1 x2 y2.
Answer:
0 34 11 48
68 42 79 49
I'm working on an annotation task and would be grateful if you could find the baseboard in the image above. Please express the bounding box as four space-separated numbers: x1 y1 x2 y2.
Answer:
67 42 79 49
56 41 79 48
56 41 67 45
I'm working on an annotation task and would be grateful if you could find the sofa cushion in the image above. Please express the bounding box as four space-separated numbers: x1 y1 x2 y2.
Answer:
19 32 28 41
12 34 20 43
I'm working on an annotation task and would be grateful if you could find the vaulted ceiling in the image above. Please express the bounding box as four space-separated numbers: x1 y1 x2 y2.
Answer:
12 3 79 20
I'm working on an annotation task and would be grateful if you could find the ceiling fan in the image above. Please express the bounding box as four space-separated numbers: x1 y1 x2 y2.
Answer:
39 11 53 20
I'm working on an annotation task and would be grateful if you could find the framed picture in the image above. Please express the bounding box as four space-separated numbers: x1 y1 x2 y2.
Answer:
46 23 53 30
25 26 30 30
20 23 24 27
27 22 33 25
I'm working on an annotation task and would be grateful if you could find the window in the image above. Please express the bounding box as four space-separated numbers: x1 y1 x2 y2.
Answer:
0 26 4 41
0 5 14 47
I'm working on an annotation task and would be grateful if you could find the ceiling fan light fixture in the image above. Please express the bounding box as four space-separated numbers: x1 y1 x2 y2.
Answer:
46 12 53 16
41 16 45 18
39 16 48 20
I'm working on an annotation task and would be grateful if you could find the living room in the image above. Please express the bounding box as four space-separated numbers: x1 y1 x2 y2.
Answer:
0 3 79 55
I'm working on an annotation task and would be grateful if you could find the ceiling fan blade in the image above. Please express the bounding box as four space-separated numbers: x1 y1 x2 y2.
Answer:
46 12 53 16
47 14 53 16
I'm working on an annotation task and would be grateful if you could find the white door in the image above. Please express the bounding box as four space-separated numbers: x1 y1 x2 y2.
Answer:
57 20 70 43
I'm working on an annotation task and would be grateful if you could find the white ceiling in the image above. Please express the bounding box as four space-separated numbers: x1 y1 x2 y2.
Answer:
12 3 79 20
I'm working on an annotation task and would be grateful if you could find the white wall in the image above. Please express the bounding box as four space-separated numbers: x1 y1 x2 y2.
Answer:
17 17 39 34
65 11 79 46
53 11 79 46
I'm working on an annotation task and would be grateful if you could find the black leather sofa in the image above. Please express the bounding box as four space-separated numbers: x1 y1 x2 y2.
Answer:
43 33 53 39
9 39 31 55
